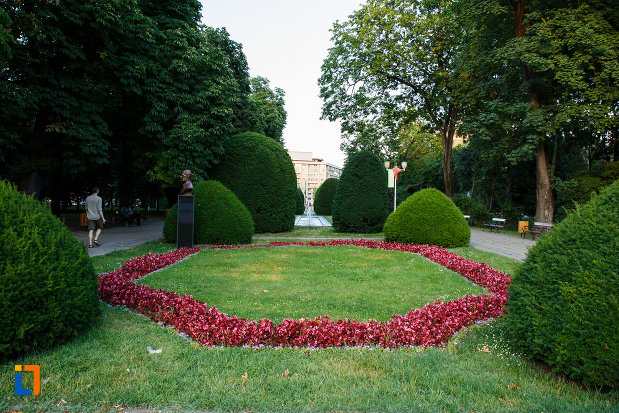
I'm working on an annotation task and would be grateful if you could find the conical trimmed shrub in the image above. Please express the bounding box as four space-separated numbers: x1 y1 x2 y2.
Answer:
0 180 99 359
163 180 254 244
506 179 619 389
210 132 296 233
383 188 470 247
332 151 389 233
314 178 339 216
295 188 305 215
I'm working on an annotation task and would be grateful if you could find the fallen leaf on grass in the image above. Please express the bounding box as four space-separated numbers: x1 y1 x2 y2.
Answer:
282 369 290 377
508 384 521 390
498 397 512 405
481 346 490 353
241 372 249 382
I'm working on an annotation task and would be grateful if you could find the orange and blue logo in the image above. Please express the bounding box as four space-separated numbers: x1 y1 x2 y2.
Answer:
14 365 40 396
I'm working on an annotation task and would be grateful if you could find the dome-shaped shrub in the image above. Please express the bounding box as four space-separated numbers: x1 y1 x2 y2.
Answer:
163 180 254 244
332 151 389 233
505 179 619 389
163 203 178 243
295 188 305 215
0 181 99 359
383 188 470 247
314 178 339 216
210 132 296 233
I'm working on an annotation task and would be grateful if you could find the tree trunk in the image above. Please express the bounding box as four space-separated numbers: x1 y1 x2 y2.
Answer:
535 142 554 223
505 165 513 196
513 0 554 223
442 133 454 197
489 176 495 212
551 132 559 178
441 105 457 197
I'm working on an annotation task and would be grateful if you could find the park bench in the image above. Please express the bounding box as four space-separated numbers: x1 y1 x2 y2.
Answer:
520 221 553 239
463 215 470 224
483 217 505 233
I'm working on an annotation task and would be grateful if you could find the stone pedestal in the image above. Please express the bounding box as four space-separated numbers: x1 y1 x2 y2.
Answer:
177 195 194 248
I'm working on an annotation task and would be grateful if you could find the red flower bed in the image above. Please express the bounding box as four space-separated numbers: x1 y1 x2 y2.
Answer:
98 240 510 348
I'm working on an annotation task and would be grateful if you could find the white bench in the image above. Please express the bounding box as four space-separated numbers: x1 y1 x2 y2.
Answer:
483 218 505 233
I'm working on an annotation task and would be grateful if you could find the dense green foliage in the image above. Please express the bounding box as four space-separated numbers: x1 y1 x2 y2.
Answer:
163 204 178 243
163 181 254 244
321 0 618 223
314 178 339 216
193 181 253 244
506 180 619 388
332 151 389 233
0 1 286 212
210 132 297 233
320 0 462 196
0 181 98 359
384 188 470 247
246 77 287 145
295 188 305 215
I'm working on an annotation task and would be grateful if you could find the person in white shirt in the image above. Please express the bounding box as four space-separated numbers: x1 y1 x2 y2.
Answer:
85 187 106 248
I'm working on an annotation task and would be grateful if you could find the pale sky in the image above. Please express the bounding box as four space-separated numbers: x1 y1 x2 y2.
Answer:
200 0 363 167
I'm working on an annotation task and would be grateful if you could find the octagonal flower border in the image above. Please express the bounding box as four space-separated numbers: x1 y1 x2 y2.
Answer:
98 240 510 348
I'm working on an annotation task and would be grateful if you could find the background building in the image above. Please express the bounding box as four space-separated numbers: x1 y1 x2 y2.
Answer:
288 151 342 206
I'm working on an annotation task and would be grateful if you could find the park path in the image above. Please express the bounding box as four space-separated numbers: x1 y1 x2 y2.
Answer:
70 216 536 261
71 218 165 256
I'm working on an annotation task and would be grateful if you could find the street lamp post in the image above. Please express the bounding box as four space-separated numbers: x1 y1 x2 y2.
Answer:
385 161 407 212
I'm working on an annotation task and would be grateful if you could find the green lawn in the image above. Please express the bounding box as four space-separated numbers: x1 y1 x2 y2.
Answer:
2 241 616 412
137 245 487 323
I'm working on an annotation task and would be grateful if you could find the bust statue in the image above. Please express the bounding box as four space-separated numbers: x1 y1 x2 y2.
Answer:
180 170 193 195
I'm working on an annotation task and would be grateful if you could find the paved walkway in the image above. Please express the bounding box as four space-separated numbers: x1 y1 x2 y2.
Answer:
70 218 535 261
294 214 332 227
71 218 165 256
468 228 536 261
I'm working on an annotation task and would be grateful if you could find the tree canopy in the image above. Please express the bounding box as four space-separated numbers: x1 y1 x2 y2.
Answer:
0 0 287 211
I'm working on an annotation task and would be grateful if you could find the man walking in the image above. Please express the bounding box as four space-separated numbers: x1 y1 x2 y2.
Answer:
85 187 106 248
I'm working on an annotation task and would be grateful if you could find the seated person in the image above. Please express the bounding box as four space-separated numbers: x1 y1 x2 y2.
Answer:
121 205 144 226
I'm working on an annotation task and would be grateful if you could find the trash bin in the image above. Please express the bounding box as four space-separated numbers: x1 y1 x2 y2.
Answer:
518 220 528 234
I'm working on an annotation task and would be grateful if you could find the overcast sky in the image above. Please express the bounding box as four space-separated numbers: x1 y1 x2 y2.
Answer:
199 0 363 167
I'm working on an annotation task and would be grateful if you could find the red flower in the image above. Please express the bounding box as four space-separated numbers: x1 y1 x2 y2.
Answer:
98 241 510 348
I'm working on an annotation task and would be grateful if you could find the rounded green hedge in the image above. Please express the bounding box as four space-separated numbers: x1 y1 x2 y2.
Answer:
314 178 339 216
210 132 297 233
163 180 254 244
383 188 470 247
295 188 305 215
0 181 99 360
505 179 619 389
332 151 389 233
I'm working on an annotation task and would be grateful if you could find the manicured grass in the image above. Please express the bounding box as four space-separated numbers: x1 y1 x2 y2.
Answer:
2 308 616 412
448 246 521 275
4 238 615 411
91 240 175 274
137 245 487 323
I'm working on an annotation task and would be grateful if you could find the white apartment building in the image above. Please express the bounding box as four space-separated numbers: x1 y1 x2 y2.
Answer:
288 151 342 205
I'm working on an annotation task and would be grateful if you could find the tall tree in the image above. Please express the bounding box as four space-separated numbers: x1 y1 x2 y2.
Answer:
320 0 463 196
246 76 287 144
456 0 618 222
